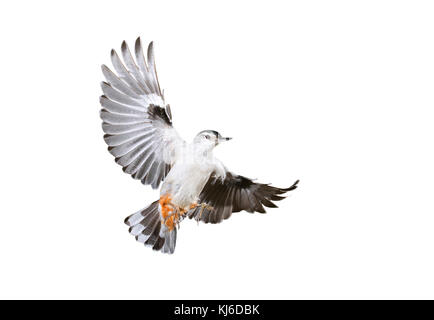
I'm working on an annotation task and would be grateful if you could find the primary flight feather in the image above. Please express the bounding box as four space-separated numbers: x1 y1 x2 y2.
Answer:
100 38 299 254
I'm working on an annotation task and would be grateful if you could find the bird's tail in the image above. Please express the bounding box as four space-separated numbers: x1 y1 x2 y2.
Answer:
124 200 177 254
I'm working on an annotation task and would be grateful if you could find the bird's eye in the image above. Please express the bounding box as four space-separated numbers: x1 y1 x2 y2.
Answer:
205 135 210 140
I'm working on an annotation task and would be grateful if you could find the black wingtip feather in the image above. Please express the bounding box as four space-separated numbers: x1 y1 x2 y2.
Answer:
135 37 142 52
257 207 266 214
124 215 133 226
100 81 110 89
270 195 286 201
283 179 300 192
261 198 278 208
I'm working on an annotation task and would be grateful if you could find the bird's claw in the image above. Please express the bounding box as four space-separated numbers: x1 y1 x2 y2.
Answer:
195 203 214 224
162 204 183 229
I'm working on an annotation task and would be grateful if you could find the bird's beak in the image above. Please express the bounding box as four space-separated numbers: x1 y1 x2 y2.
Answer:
217 137 232 145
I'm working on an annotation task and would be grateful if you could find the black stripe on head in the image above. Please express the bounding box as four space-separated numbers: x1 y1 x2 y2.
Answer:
148 104 172 126
198 130 220 138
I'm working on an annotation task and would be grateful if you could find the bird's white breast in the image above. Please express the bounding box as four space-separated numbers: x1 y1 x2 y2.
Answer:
160 144 216 209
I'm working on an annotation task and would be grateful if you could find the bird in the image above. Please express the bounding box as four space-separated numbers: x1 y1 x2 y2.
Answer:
99 38 299 254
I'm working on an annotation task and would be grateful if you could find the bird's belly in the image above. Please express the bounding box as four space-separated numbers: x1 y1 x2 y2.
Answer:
161 164 211 210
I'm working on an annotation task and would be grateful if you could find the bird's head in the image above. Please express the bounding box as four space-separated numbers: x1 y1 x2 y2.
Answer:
194 130 232 149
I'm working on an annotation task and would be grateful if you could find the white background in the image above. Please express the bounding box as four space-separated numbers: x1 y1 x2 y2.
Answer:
0 0 433 299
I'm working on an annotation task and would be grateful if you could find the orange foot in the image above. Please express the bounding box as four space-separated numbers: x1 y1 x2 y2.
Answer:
159 195 187 231
190 202 198 210
189 202 214 223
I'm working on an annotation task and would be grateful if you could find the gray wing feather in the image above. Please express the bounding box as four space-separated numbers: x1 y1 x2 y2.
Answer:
101 82 144 107
110 49 144 94
120 41 151 92
108 134 153 158
100 110 144 125
101 64 140 98
147 42 162 95
134 38 155 92
100 38 184 189
100 96 144 115
101 122 151 135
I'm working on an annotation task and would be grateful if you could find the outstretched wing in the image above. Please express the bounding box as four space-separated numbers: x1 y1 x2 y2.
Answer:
100 38 184 189
188 172 299 224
